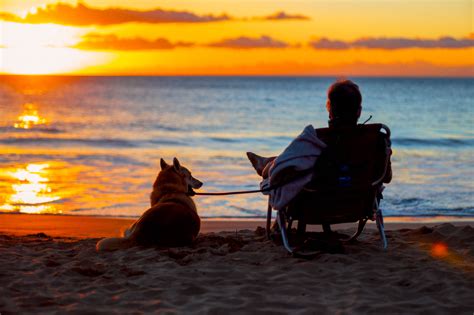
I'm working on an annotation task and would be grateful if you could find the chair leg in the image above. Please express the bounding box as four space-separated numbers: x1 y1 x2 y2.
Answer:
275 211 324 258
341 219 368 242
266 199 272 240
288 219 294 231
277 210 293 254
322 224 332 234
297 220 306 236
374 199 388 249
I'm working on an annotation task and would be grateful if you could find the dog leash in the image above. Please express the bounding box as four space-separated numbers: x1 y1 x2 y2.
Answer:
191 185 277 196
191 170 314 196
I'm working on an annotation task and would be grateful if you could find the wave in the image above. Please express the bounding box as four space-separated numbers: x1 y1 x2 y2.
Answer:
385 208 474 217
390 198 425 206
0 137 138 148
1 210 471 219
154 125 183 132
2 133 472 153
208 135 293 144
209 137 239 143
70 203 138 213
383 212 474 217
0 126 63 133
393 137 474 147
229 206 267 217
206 135 474 148
148 139 186 146
0 136 188 148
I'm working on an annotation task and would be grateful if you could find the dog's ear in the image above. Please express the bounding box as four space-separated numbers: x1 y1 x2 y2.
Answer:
173 157 181 171
160 158 169 170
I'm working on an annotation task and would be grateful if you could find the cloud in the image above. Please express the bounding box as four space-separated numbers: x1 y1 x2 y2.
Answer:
310 38 350 49
353 36 474 49
0 3 230 26
72 33 473 51
73 34 290 51
260 11 310 20
74 34 193 50
0 12 20 22
310 36 474 50
0 4 310 26
208 36 289 49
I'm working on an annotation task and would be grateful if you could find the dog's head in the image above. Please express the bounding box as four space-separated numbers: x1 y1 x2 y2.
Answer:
155 157 203 195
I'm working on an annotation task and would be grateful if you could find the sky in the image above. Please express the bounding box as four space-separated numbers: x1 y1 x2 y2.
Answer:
0 0 472 76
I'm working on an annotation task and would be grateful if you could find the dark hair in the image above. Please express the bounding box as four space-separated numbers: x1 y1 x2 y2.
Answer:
326 79 362 124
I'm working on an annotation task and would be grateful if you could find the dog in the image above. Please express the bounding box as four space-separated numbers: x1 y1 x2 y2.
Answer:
96 157 202 251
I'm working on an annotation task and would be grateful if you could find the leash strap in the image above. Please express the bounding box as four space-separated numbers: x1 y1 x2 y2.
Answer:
192 185 276 196
192 169 314 196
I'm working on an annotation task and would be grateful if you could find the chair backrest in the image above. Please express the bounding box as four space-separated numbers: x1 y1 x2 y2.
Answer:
313 123 389 190
288 123 390 224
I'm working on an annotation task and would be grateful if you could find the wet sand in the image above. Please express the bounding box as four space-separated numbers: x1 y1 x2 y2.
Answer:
0 213 473 314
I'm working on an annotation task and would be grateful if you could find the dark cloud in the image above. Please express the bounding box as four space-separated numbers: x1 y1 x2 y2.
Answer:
0 4 311 26
309 38 350 49
74 34 289 51
208 36 289 49
72 33 474 51
74 33 193 50
0 3 230 26
353 36 474 49
261 11 310 20
310 36 474 50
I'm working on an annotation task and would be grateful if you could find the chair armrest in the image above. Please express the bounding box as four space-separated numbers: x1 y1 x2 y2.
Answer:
372 124 391 186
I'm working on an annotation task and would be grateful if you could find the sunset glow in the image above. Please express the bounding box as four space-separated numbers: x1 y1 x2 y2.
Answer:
0 1 472 76
0 22 111 75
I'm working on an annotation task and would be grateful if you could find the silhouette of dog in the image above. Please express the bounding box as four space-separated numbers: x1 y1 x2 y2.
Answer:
97 158 202 251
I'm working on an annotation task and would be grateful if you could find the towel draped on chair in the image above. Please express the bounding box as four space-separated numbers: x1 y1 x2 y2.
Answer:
260 125 327 210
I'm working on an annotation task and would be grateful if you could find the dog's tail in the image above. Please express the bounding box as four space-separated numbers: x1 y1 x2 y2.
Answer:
96 237 134 252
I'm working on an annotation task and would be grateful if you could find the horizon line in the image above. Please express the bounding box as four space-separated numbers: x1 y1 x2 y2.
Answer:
1 73 473 79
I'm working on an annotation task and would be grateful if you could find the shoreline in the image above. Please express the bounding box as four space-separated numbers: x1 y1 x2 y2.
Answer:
2 211 474 221
0 212 473 239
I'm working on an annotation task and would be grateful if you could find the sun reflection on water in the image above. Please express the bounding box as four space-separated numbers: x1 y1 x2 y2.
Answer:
13 103 47 129
0 163 61 214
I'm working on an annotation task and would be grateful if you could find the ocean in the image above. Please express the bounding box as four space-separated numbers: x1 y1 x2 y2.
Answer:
0 76 472 218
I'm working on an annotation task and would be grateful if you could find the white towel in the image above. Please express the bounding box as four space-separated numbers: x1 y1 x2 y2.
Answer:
261 125 327 210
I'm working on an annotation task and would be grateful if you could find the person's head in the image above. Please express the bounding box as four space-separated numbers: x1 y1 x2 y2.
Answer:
326 79 362 125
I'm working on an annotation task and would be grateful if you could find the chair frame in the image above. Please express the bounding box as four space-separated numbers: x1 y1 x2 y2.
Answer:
266 124 391 255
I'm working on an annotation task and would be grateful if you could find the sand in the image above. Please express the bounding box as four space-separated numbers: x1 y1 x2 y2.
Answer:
0 214 473 314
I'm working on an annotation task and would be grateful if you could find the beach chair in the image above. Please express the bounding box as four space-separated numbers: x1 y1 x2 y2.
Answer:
266 123 392 254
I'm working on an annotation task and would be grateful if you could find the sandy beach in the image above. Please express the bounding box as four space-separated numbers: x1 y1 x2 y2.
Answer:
0 214 473 314
1 0 472 313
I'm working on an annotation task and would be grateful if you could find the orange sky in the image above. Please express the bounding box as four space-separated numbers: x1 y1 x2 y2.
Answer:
0 0 473 76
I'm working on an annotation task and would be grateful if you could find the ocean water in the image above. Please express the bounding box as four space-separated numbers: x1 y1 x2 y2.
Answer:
0 76 472 218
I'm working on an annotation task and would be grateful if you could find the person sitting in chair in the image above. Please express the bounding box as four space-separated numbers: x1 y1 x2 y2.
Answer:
247 79 392 208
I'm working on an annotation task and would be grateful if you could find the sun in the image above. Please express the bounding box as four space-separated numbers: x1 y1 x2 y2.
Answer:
0 21 111 74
